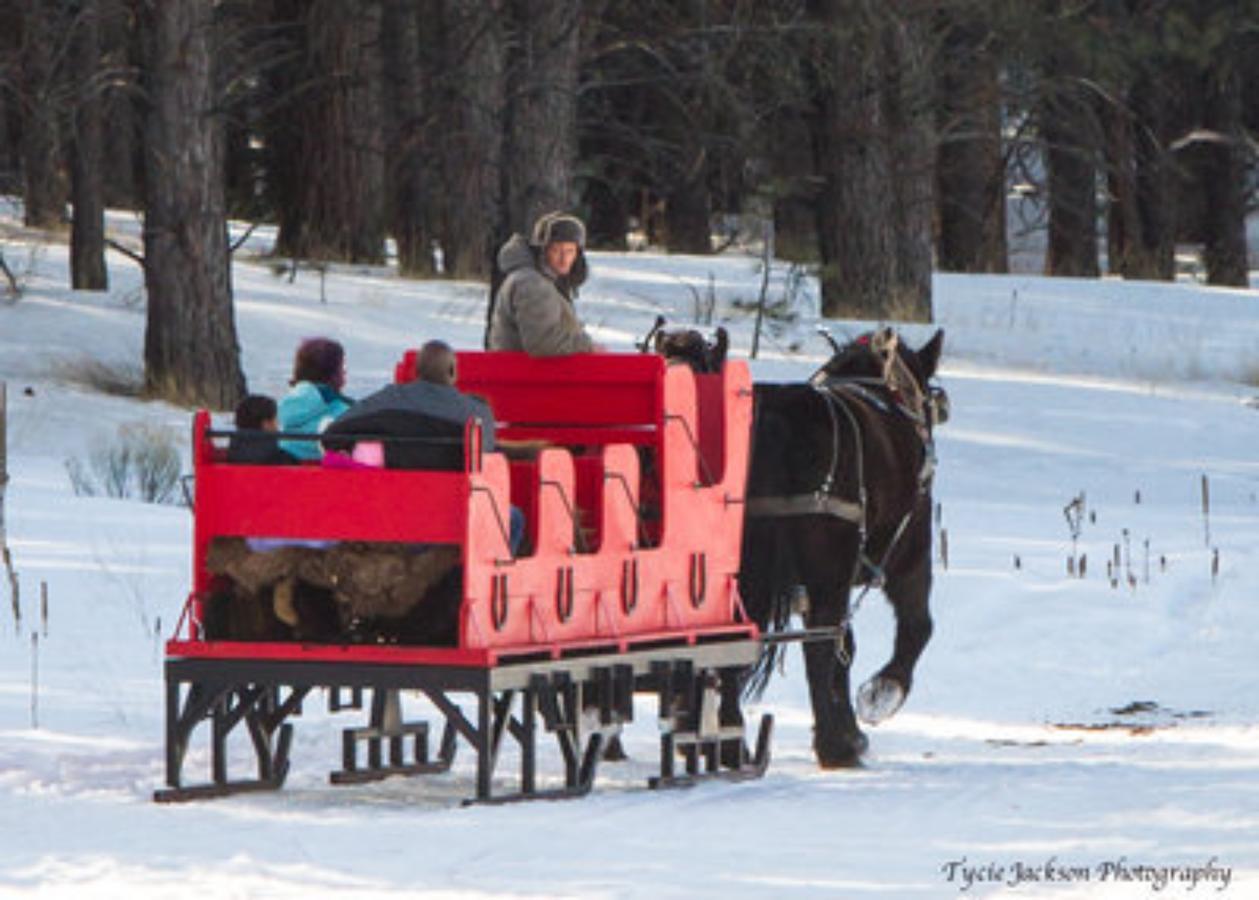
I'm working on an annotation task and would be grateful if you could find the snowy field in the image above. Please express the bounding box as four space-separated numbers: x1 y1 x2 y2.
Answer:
1 207 1258 898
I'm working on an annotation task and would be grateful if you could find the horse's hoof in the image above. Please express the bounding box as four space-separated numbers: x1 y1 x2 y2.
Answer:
815 746 865 769
815 731 868 769
857 675 906 725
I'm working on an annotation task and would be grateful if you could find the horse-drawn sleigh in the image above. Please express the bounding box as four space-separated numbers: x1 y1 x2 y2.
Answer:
156 327 945 804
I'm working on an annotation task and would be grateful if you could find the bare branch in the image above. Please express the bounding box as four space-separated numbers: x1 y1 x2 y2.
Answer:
105 238 145 268
229 222 261 255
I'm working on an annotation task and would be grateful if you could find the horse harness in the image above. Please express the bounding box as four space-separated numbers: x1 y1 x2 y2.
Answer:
745 332 942 594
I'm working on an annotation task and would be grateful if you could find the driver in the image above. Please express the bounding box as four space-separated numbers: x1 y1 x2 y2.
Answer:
486 212 603 356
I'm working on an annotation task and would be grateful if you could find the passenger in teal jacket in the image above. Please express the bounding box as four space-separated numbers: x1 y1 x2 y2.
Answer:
278 337 354 460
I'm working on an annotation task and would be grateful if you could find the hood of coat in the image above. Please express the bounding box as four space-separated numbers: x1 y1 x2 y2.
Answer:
497 234 536 275
496 233 588 291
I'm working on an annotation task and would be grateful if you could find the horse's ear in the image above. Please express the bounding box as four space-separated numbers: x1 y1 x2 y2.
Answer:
917 329 944 380
712 327 729 369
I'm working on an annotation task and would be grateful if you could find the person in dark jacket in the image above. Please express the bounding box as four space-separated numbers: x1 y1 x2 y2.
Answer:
486 212 603 356
324 339 524 552
227 394 297 465
324 341 495 470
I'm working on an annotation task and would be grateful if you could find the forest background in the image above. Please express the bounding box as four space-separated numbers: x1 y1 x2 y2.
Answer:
1 0 1257 407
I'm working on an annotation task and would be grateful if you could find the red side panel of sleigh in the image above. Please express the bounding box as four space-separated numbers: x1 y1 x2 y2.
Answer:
169 352 756 667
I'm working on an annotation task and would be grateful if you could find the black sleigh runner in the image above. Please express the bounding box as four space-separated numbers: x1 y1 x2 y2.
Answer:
156 327 946 804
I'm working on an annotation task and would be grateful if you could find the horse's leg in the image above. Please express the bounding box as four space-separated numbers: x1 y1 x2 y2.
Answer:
801 535 867 768
803 601 866 767
857 533 934 725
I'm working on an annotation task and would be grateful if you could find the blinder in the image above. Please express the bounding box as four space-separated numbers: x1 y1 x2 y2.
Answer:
926 385 950 427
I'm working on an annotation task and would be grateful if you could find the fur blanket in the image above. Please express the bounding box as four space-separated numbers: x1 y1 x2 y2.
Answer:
206 537 460 634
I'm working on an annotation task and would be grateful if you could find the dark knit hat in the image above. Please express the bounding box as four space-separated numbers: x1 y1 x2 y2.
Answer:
235 394 278 429
530 212 586 249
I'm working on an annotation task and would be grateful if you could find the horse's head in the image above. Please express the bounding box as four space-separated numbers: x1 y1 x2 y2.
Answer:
813 326 948 427
654 326 729 374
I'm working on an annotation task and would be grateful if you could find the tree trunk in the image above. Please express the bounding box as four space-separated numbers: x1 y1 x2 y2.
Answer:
810 1 895 320
0 90 15 194
100 0 144 210
501 0 579 232
1039 10 1101 280
582 172 629 250
139 0 245 410
1042 98 1100 278
272 0 388 264
770 111 818 264
935 11 1006 274
1105 73 1177 281
1198 66 1248 286
382 0 435 277
1128 75 1177 280
1103 93 1139 276
883 8 934 321
18 0 66 229
664 158 712 255
69 0 108 291
439 0 504 279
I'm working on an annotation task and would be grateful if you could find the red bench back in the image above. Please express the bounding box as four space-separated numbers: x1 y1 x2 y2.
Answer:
396 350 666 447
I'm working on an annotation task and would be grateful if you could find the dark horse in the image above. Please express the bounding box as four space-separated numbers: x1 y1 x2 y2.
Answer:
656 325 946 767
737 326 946 766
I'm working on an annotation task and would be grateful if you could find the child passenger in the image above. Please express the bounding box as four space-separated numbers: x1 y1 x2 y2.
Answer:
278 337 354 460
227 394 297 465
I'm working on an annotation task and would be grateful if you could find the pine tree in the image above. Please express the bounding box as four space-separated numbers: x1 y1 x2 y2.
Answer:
138 0 245 409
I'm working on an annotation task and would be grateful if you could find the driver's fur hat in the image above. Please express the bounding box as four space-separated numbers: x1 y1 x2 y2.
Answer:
530 211 586 249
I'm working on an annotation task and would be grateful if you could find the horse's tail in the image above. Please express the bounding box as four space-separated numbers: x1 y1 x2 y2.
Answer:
738 517 799 701
741 583 795 700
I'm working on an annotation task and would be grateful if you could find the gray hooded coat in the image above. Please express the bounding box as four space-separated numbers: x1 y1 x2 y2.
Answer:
487 234 595 356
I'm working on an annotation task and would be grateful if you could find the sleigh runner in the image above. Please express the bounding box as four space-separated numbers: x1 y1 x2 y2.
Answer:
157 351 772 804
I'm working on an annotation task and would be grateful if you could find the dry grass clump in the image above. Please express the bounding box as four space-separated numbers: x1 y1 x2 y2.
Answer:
50 355 144 398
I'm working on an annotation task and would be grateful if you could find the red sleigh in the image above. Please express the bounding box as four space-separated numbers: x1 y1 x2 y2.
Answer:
158 351 770 803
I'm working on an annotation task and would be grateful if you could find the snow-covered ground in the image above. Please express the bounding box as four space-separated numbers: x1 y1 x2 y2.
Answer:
1 208 1258 898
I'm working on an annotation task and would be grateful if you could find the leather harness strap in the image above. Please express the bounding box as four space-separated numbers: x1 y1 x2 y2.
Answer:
745 493 864 522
